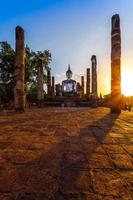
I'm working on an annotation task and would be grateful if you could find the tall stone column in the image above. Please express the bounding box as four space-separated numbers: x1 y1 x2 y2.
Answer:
111 14 122 113
14 26 25 111
86 68 90 97
81 76 84 97
37 59 44 102
91 55 97 99
52 76 55 96
47 69 51 96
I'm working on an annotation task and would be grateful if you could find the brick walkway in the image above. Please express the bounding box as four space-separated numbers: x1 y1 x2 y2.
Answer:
0 108 133 200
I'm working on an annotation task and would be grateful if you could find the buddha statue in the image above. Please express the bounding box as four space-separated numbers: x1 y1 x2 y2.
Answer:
62 65 77 96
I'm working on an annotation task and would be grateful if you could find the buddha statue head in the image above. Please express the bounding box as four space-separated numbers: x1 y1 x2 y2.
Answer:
66 64 72 80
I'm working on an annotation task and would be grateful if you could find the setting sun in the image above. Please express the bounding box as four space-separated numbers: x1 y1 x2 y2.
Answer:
121 70 133 96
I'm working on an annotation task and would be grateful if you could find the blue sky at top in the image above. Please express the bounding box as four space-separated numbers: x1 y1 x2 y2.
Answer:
1 0 133 94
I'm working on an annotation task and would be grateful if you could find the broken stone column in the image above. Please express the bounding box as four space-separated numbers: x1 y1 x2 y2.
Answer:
55 84 58 96
76 82 81 96
81 76 84 97
55 84 61 96
111 14 122 113
47 69 51 97
91 55 97 99
37 59 44 103
52 76 55 96
14 26 25 111
86 68 90 97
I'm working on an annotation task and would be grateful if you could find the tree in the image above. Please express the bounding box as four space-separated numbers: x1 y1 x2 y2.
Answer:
32 50 52 76
25 49 52 103
0 41 15 103
27 50 52 102
25 45 35 84
0 41 52 104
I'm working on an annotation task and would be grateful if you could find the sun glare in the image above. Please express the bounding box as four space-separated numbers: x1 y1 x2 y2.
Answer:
121 70 133 96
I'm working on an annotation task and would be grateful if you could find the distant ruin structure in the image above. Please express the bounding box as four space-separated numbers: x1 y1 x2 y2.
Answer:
52 76 55 96
37 59 44 102
81 76 84 97
47 69 52 96
111 14 122 113
14 26 25 111
86 68 90 97
55 83 61 96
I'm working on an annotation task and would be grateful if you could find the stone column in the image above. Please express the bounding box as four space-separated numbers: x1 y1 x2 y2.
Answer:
111 14 122 113
55 84 58 96
86 68 90 97
76 82 81 96
91 55 97 99
14 26 25 111
37 59 44 102
47 69 51 96
81 76 84 97
52 76 55 96
55 84 61 96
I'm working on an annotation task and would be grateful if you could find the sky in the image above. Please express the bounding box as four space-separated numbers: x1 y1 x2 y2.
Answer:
1 0 133 95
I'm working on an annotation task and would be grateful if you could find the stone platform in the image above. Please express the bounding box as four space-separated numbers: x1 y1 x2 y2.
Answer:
43 96 92 107
0 107 133 200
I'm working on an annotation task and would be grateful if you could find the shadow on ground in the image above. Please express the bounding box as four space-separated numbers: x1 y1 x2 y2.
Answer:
0 108 132 200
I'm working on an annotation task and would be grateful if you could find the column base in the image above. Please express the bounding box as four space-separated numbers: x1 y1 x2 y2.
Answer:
111 107 121 113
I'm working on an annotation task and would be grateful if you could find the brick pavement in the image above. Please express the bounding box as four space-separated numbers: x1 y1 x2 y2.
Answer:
0 107 133 200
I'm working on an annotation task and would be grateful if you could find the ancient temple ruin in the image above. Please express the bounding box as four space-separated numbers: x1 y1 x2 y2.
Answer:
11 14 123 110
42 60 99 107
